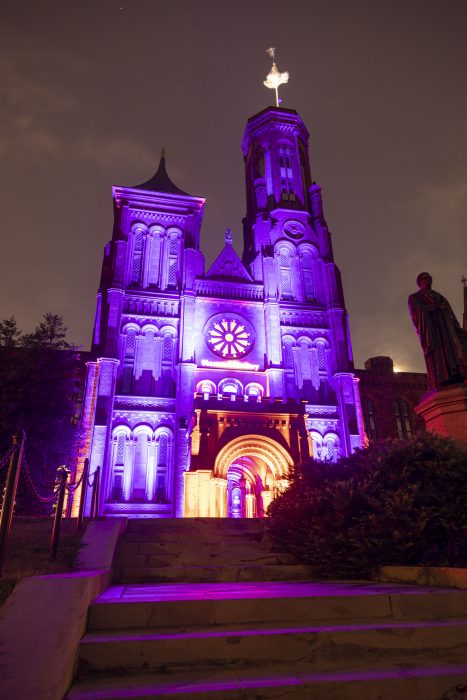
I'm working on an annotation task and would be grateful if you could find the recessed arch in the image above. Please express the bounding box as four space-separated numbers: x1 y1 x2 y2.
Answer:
214 434 293 481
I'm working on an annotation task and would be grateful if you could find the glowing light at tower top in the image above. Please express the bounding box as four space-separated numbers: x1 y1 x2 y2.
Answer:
263 48 289 107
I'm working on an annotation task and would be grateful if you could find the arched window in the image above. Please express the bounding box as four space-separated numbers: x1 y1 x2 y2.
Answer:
219 378 243 398
196 380 216 400
394 400 413 438
245 383 264 401
131 229 144 285
323 435 340 463
223 383 239 394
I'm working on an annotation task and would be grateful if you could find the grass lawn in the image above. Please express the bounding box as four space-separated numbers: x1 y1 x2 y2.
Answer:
0 516 85 605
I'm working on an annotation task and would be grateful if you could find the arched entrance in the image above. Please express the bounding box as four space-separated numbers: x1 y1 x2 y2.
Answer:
216 435 293 519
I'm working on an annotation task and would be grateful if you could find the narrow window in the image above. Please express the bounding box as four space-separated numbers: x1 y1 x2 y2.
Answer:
132 434 149 501
155 434 169 503
279 145 295 202
364 399 378 440
131 230 143 285
394 400 413 438
167 235 179 288
121 329 136 394
110 434 126 501
282 341 294 369
301 251 315 301
279 249 293 299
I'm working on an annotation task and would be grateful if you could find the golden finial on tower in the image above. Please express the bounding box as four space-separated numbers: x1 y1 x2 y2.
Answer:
263 48 289 107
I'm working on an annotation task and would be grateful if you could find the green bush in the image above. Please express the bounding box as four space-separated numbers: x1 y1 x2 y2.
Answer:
267 434 467 579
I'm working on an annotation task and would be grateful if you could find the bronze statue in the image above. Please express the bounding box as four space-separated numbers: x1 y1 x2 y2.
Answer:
408 272 467 390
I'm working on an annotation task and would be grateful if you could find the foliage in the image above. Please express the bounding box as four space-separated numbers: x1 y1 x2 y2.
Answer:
20 313 71 350
0 315 80 514
267 435 467 579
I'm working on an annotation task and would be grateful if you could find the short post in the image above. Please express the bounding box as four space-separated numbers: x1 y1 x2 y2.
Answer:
89 466 100 521
0 432 25 574
50 466 70 560
77 458 89 531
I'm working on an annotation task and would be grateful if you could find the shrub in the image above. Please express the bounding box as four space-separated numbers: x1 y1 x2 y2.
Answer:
267 434 467 579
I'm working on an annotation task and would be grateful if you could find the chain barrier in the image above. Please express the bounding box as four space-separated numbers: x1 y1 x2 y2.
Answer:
65 466 85 494
22 457 59 504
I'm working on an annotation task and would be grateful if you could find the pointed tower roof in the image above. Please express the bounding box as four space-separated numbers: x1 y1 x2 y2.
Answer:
132 150 190 196
205 230 253 282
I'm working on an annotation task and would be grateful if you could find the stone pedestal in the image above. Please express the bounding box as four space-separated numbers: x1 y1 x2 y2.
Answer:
415 383 467 444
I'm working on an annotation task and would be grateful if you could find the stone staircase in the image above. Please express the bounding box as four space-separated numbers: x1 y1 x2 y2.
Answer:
112 517 313 583
66 518 467 699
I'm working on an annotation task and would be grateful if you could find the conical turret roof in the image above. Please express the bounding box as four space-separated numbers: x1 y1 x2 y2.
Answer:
132 152 190 196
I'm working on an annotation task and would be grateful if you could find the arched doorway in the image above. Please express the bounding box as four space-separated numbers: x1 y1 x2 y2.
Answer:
216 435 292 518
226 457 270 518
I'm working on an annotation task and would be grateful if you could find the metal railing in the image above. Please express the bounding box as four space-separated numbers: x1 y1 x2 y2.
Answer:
0 431 100 570
0 432 25 573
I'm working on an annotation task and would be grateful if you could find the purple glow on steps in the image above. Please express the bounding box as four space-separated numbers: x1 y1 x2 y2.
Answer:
82 618 466 644
97 580 456 603
70 665 467 698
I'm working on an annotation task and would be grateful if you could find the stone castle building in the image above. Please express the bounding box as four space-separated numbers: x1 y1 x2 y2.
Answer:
80 106 364 518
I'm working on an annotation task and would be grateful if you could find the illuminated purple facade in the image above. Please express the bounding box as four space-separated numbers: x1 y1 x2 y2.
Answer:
81 107 364 518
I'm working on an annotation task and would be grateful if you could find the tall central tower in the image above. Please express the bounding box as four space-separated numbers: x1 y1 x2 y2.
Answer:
79 106 364 519
240 107 362 457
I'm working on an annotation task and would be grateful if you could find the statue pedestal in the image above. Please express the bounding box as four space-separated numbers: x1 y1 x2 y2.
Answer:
415 383 467 444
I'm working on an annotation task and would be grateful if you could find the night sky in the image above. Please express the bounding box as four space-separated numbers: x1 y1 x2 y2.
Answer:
1 0 466 371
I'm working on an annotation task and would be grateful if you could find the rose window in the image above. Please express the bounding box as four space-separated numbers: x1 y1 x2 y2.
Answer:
207 318 252 358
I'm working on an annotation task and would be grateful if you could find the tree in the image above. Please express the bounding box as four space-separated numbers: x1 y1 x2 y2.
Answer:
21 313 71 350
0 314 80 514
0 317 21 347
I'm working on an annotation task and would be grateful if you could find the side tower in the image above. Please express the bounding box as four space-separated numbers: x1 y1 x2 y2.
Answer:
241 107 363 460
80 156 205 517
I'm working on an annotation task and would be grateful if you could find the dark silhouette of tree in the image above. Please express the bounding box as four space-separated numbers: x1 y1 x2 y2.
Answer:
0 314 81 514
0 317 21 347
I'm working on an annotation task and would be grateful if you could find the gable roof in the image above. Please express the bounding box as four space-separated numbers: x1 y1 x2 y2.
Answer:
205 241 253 282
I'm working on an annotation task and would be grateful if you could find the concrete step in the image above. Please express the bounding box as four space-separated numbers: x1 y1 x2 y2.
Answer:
88 582 467 631
77 618 467 677
125 518 267 533
128 518 265 530
114 563 315 584
114 551 297 568
116 540 280 556
121 530 272 544
67 664 467 699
